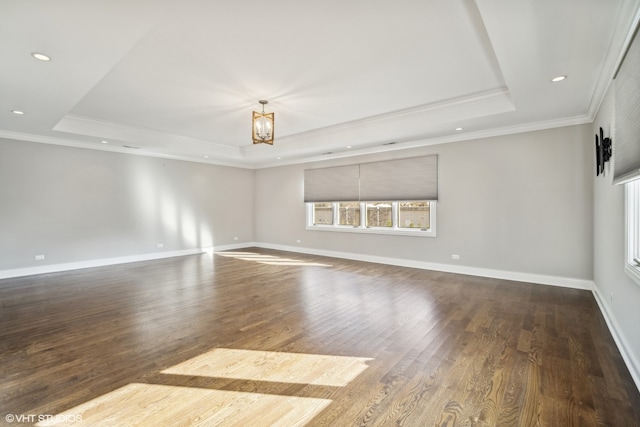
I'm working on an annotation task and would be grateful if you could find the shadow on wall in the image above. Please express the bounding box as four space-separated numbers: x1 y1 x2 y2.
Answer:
132 162 213 249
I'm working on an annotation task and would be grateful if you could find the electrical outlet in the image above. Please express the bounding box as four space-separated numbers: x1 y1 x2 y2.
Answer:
451 254 460 260
35 254 45 261
296 239 301 244
157 243 164 248
234 236 239 241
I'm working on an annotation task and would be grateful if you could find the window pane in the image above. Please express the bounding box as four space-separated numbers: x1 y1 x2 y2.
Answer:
632 180 640 263
398 201 430 229
313 203 333 225
366 202 393 228
338 202 360 226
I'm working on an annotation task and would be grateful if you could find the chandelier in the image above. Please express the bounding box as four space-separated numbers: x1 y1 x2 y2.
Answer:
252 100 274 144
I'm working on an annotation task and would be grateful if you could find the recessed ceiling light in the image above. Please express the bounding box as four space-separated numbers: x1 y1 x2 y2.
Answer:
31 52 51 61
277 157 281 160
204 155 209 158
455 127 463 131
346 145 352 149
11 110 25 115
551 75 567 82
100 140 109 144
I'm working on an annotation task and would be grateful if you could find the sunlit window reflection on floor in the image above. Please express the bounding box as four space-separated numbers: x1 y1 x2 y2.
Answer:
162 348 372 387
36 348 372 426
215 251 331 267
36 383 331 427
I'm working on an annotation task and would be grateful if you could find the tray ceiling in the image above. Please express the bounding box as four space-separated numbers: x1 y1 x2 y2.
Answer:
1 0 638 167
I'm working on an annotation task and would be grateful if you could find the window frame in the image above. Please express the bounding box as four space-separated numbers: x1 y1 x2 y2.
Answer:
337 202 362 227
625 180 640 285
365 202 394 228
310 202 334 226
306 201 437 237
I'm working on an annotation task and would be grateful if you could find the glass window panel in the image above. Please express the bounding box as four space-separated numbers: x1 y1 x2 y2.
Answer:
366 202 393 228
398 201 430 229
338 202 360 226
313 203 333 225
631 181 640 263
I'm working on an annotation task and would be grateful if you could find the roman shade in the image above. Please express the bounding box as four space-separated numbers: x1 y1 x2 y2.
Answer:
303 155 438 202
359 156 438 201
303 165 360 202
614 25 640 184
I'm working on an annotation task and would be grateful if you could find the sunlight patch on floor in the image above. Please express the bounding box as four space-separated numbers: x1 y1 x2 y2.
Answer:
162 348 372 387
215 251 331 267
36 383 331 427
37 348 372 426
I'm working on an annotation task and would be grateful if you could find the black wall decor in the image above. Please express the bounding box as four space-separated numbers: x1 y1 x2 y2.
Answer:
595 127 612 176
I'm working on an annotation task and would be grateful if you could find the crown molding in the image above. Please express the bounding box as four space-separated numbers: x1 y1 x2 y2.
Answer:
585 0 640 121
243 87 514 161
1 110 592 171
0 130 252 169
54 114 242 158
255 114 592 169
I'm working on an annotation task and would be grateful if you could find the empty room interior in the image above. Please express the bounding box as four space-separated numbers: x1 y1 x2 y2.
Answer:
2 1 640 426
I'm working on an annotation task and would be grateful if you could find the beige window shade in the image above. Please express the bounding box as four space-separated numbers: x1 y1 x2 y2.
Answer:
614 25 640 185
304 155 438 202
359 155 438 201
304 165 360 202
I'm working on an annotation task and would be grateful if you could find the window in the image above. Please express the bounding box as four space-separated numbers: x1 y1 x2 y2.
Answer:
307 201 436 237
366 202 392 228
312 202 333 225
626 180 640 284
338 202 361 226
398 201 430 229
303 155 438 237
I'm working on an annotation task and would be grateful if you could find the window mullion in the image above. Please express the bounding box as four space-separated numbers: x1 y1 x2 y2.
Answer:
633 181 640 258
392 202 398 229
627 182 640 264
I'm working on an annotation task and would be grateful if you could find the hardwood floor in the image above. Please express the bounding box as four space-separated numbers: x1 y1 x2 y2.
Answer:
1 248 639 426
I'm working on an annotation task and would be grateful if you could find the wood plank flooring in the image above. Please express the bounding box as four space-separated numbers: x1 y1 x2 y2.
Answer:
1 248 639 426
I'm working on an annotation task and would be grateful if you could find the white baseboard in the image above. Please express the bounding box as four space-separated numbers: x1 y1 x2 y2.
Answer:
0 242 273 280
592 286 640 392
253 242 594 290
211 242 258 252
0 247 213 280
2 242 591 290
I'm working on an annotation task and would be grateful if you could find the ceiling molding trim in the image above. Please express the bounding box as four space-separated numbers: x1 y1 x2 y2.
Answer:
585 0 640 121
243 87 514 160
279 87 512 141
54 114 243 159
0 113 593 171
0 130 253 169
254 114 592 169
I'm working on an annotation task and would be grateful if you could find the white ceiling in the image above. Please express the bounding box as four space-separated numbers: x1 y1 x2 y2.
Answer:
1 0 639 168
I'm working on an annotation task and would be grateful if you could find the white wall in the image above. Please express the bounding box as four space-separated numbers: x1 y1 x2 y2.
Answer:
255 124 593 282
0 138 254 272
592 86 640 386
3 116 636 385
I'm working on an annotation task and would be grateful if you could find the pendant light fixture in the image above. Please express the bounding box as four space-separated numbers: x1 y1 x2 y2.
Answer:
252 100 274 145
